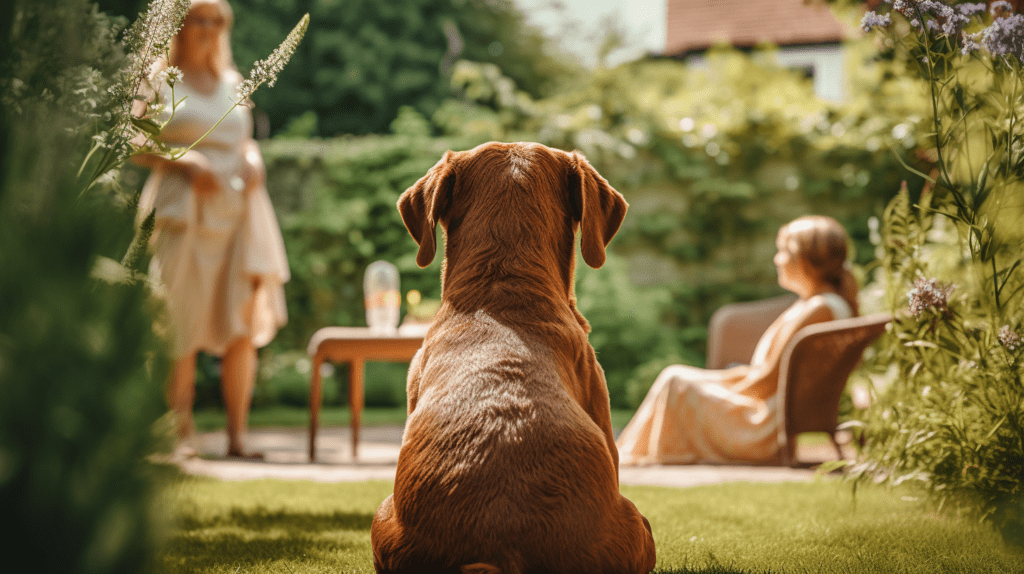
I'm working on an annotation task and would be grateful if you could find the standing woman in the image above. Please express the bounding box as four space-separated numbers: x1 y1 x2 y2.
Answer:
133 0 290 458
616 216 858 465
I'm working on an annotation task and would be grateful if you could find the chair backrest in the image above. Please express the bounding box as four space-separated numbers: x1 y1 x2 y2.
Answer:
776 313 891 463
706 294 798 369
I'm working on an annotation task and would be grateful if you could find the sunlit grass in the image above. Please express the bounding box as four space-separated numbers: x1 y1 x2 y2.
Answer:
193 406 640 432
156 478 1022 573
193 406 410 432
196 406 840 451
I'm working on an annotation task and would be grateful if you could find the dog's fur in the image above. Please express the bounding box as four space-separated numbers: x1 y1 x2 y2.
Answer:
371 142 656 574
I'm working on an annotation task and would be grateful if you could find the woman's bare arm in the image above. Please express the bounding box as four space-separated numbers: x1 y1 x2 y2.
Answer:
240 136 266 193
732 298 835 399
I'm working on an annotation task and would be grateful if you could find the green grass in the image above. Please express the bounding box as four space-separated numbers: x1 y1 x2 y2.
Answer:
193 406 640 432
156 478 1022 573
193 406 410 432
196 407 839 450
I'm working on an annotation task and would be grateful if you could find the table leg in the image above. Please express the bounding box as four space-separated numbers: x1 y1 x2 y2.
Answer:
350 358 364 460
309 354 323 462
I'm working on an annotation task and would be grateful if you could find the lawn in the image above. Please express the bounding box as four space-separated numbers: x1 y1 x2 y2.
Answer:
155 477 1022 573
193 406 641 432
194 406 840 448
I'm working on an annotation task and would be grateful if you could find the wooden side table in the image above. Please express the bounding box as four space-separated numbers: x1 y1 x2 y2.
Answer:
306 326 425 462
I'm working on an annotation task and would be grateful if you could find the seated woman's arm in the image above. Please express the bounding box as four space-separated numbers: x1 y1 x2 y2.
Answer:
731 298 836 400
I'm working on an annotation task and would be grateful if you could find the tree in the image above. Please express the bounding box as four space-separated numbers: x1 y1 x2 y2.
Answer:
227 0 578 135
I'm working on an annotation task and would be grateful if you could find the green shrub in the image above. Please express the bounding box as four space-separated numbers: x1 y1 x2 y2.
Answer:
252 350 338 408
227 0 580 136
259 46 930 408
261 132 483 355
575 253 692 408
851 2 1024 542
0 1 171 570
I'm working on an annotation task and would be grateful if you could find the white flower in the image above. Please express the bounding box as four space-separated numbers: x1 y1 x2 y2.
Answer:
991 1 1014 16
907 277 954 318
999 325 1021 351
103 0 190 161
164 66 183 86
861 11 892 32
236 13 309 102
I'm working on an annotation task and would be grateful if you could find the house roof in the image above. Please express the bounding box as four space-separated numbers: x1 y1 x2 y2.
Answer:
665 0 856 56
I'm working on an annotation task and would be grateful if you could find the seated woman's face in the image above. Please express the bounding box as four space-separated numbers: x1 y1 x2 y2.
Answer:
774 229 807 293
180 3 226 59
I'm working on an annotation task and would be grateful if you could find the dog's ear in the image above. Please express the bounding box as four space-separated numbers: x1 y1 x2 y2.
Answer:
566 150 628 268
398 151 456 267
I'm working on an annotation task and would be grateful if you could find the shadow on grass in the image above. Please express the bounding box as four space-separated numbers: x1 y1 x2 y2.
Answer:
161 508 376 572
653 554 765 574
655 564 753 568
177 507 374 531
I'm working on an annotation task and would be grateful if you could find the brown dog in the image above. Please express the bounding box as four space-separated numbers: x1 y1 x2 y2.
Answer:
371 142 656 574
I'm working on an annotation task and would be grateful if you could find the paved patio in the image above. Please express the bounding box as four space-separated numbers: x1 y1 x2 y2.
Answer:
177 426 852 488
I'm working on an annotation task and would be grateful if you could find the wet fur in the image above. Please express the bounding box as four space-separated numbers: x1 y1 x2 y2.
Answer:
371 142 656 574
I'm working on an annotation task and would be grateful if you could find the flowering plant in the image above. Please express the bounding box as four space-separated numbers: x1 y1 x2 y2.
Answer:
77 0 307 273
80 0 308 193
851 0 1024 541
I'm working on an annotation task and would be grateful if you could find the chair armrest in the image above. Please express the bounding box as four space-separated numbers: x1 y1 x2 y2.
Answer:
775 313 891 465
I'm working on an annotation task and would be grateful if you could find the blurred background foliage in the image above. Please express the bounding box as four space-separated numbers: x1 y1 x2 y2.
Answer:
245 42 932 410
99 0 580 136
62 0 936 412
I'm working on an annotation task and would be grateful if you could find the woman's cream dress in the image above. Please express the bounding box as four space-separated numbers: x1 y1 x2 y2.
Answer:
139 75 289 359
616 293 852 465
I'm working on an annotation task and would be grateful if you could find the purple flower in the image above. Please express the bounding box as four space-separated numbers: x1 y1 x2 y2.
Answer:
961 33 982 54
999 325 1021 351
918 0 952 18
893 0 917 17
958 2 987 17
927 18 942 32
907 277 954 318
942 12 971 35
982 14 1024 62
991 1 1014 16
861 11 892 32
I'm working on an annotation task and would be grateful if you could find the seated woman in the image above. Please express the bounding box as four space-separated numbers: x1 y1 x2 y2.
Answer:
616 215 859 465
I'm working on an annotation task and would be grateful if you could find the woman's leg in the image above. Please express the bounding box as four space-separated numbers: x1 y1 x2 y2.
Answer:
221 335 258 457
167 353 197 441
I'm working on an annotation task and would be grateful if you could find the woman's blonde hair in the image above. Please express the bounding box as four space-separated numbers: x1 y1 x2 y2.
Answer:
166 0 238 75
780 215 859 316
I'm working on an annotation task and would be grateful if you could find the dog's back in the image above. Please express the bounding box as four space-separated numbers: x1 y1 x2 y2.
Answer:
371 143 656 574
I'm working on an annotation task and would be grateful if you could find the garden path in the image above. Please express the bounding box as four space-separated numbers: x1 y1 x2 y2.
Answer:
177 426 850 487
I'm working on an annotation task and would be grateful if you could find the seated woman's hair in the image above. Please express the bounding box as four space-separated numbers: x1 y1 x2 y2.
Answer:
780 215 859 316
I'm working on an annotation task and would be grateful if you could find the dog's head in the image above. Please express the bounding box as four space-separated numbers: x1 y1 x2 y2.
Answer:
397 142 627 279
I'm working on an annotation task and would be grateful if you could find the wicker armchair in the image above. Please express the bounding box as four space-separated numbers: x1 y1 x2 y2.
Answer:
706 298 890 467
775 313 891 466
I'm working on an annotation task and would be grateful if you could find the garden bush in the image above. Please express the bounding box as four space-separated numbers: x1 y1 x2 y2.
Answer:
260 43 929 408
224 0 580 136
0 1 172 570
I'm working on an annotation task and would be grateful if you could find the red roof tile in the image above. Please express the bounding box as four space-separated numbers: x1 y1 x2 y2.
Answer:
666 0 856 55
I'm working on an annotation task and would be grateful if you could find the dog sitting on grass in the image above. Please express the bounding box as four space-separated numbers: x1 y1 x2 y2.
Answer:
371 142 657 574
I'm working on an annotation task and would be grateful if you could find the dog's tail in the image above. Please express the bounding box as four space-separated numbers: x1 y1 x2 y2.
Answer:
403 562 510 574
413 564 504 574
460 564 504 574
